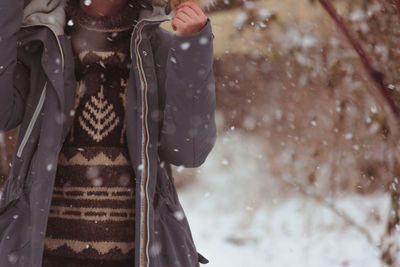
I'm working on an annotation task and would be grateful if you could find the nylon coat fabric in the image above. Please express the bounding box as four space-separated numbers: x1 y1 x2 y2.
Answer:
0 0 217 266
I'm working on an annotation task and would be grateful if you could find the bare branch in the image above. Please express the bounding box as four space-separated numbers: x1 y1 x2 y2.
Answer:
280 178 376 246
318 0 400 124
393 0 400 21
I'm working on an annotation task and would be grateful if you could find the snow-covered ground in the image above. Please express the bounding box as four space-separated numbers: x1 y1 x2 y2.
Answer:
176 130 391 267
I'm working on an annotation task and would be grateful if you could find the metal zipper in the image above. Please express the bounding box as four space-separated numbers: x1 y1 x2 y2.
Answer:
130 12 174 267
132 21 150 267
15 25 64 158
16 81 47 158
132 18 170 267
129 12 175 60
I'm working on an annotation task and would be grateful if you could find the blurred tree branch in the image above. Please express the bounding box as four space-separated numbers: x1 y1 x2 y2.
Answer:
393 0 400 20
280 177 375 245
318 0 400 124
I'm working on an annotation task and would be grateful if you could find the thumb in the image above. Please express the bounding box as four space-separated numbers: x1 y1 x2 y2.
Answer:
171 18 177 30
171 19 183 35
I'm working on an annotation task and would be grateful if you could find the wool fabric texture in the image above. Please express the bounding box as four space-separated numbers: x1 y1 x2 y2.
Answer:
43 0 144 264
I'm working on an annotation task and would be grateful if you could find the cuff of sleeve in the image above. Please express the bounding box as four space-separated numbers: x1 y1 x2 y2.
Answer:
172 17 214 41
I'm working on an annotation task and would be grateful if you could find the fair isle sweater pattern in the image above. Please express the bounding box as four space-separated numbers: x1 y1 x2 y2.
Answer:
44 0 141 261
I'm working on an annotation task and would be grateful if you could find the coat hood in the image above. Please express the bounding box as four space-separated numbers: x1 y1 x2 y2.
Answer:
22 0 216 36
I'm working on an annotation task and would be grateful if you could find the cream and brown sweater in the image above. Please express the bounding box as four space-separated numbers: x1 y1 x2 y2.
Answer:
44 0 150 261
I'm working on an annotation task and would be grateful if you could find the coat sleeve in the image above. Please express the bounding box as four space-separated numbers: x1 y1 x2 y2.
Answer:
156 18 217 168
0 0 29 132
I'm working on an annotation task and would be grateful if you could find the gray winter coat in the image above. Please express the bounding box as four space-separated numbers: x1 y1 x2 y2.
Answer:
0 0 217 266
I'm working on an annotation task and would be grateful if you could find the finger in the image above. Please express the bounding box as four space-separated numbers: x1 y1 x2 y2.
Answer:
179 2 203 17
176 1 191 9
176 1 199 14
172 16 183 28
178 6 199 20
173 18 186 35
172 16 185 30
175 9 193 23
171 20 177 30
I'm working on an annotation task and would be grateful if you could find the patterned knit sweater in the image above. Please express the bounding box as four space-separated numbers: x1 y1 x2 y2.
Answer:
44 0 150 261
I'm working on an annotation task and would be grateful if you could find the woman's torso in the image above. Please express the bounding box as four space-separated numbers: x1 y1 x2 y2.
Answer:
43 0 142 261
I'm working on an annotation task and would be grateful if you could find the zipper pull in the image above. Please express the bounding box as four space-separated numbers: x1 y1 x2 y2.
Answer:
197 252 209 264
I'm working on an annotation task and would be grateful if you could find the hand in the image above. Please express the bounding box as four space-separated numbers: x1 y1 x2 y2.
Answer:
171 2 208 37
